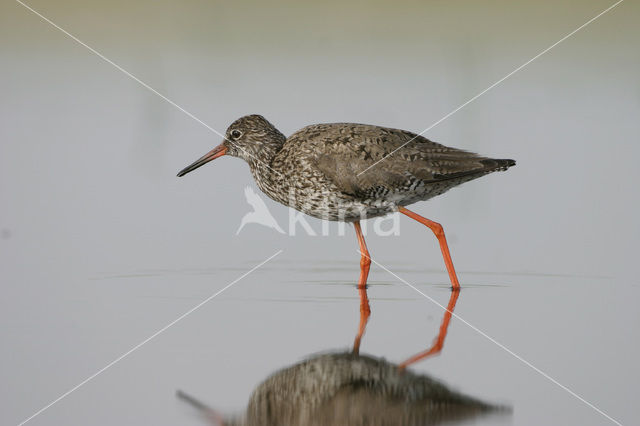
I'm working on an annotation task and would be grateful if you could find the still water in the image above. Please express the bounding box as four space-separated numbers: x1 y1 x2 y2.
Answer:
4 258 637 425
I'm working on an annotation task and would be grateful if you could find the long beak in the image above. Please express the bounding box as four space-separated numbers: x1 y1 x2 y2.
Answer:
177 144 227 177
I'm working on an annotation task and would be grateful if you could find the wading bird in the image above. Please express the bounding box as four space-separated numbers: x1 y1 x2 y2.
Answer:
178 114 514 295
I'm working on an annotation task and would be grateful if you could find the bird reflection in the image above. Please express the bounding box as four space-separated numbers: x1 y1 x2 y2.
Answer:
353 286 461 369
179 286 507 425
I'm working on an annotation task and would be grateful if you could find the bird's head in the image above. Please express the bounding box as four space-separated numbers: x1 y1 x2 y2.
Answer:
177 114 285 177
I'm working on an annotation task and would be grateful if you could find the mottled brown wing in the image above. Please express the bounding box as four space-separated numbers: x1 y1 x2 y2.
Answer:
294 123 509 198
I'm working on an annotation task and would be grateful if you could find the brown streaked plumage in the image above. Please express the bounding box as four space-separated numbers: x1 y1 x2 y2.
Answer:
178 114 515 306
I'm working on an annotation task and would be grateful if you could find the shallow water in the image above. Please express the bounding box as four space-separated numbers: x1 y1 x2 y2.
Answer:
3 259 638 425
2 1 639 425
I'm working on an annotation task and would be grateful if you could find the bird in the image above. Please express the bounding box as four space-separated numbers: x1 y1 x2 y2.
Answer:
178 114 515 294
236 186 285 235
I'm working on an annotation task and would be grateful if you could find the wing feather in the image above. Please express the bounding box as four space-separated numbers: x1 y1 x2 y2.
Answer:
287 123 510 198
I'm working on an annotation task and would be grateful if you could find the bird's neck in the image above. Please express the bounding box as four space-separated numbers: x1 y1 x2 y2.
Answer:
248 140 279 165
246 142 284 200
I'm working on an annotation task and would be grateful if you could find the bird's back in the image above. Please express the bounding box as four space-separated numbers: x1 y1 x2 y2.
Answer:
277 122 514 209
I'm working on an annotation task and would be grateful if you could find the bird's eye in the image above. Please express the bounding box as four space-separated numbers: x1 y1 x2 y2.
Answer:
231 130 242 139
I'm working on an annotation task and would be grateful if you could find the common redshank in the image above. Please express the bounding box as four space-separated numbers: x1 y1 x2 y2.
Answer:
177 114 515 293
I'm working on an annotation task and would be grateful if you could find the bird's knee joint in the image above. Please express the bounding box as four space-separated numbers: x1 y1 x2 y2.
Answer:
360 256 371 268
431 223 444 238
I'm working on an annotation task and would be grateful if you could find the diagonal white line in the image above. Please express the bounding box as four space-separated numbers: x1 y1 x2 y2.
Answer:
15 0 282 178
357 0 625 176
15 0 222 136
17 250 283 426
361 251 623 426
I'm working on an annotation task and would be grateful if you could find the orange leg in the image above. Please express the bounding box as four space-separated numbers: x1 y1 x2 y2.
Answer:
399 287 460 369
398 207 460 289
352 221 371 355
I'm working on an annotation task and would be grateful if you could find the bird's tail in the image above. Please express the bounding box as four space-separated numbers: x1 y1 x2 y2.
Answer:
481 158 516 172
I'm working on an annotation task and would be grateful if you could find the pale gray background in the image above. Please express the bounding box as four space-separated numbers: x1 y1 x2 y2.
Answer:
1 0 639 425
